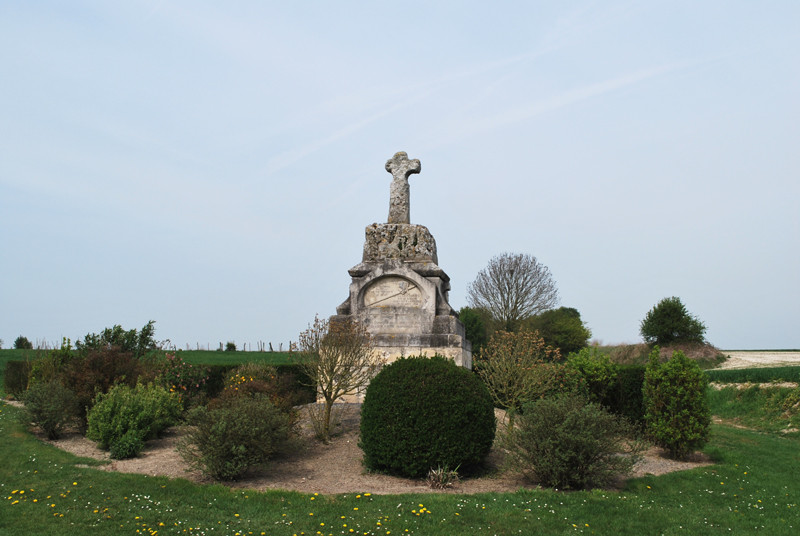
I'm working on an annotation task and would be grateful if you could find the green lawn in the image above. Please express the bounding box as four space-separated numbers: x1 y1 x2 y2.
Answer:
2 398 798 535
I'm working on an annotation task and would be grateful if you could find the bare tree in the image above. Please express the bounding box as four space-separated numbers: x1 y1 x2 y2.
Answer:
298 315 383 442
467 253 559 332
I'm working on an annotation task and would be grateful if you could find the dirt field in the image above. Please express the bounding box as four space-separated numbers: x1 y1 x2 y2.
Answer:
717 351 800 369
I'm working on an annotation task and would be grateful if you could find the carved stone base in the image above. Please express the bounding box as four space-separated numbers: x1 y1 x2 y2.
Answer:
333 223 472 389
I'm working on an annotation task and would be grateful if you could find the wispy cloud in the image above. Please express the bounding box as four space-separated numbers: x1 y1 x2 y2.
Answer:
424 60 701 148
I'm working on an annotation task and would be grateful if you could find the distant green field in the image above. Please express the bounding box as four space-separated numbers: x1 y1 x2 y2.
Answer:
705 366 800 384
173 349 303 366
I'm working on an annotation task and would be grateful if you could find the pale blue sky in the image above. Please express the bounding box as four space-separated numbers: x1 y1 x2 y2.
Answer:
2 1 798 350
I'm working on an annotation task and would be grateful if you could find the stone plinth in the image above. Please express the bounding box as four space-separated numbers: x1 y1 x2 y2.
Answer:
336 225 471 369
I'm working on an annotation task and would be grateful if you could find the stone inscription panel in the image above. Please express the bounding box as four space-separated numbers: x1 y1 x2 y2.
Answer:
363 276 423 308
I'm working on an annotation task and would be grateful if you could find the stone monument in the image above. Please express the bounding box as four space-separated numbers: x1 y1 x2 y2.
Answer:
332 151 472 370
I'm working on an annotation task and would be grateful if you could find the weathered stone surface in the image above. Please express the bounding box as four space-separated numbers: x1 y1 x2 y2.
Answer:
362 223 438 264
385 151 420 224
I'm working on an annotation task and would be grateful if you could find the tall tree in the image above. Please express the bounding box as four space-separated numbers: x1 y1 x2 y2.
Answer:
467 253 559 331
640 296 706 345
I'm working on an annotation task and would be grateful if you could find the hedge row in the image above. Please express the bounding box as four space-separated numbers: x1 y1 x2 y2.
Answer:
4 360 316 406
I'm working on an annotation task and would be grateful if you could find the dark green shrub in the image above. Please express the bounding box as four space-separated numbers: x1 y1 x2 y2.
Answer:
640 297 706 345
225 342 237 352
643 348 711 459
458 306 490 354
566 347 618 403
86 383 181 459
524 307 592 355
603 365 646 426
277 364 316 405
61 346 143 425
179 394 291 480
360 355 496 478
4 361 31 399
504 395 644 490
21 380 78 439
14 336 33 350
203 364 238 398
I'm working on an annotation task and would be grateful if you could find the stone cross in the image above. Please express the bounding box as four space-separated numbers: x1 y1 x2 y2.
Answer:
385 151 421 224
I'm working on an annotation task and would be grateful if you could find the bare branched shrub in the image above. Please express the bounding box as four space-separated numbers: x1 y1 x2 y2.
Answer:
304 402 345 441
475 330 562 424
298 316 382 442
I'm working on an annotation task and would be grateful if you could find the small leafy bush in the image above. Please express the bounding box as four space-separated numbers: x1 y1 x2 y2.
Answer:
222 363 307 413
179 394 292 480
109 430 146 460
643 348 711 459
567 347 618 403
21 380 78 439
4 360 31 399
360 355 496 478
86 383 181 459
157 353 209 408
504 395 644 490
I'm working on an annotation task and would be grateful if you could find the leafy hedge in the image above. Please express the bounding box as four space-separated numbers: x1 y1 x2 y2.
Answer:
3 360 30 399
360 355 496 478
601 365 647 426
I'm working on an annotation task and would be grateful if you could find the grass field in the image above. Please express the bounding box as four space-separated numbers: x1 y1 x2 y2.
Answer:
3 349 799 534
1 400 797 535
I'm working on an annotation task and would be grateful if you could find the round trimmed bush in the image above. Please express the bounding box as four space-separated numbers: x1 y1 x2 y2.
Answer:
359 355 496 478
